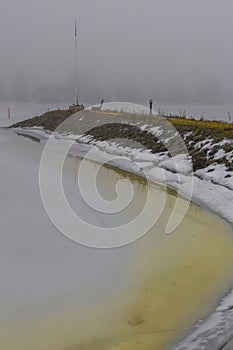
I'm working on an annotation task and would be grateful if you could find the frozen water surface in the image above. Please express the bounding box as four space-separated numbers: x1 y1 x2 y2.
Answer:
0 128 233 350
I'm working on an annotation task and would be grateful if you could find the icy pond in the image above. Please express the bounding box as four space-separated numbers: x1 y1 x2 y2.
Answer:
0 128 233 350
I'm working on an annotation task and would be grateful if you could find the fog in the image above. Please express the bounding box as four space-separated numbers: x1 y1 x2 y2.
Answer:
0 0 233 105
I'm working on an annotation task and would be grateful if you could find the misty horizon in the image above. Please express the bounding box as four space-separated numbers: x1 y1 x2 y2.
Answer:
1 0 233 105
0 72 232 106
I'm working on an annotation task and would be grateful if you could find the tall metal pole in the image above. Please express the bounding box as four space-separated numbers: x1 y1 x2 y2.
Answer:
74 20 79 105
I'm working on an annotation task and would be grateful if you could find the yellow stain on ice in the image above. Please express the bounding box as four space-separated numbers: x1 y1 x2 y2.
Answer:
2 161 233 350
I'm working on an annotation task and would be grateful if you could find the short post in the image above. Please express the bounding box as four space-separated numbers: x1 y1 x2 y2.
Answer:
149 99 153 116
100 99 104 110
8 107 11 119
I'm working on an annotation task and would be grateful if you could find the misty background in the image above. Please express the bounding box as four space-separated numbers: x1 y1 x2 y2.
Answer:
0 0 233 106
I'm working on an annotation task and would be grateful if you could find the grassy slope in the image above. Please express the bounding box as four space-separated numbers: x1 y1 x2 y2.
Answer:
169 117 233 138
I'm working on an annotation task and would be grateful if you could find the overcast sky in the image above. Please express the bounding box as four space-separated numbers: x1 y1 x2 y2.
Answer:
0 0 233 104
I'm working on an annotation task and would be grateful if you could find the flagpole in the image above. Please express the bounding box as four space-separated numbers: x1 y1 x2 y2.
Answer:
74 20 79 105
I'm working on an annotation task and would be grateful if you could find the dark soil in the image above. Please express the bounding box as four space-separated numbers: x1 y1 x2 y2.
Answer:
10 109 233 173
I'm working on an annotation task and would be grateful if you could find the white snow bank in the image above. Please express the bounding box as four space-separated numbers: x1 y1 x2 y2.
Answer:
14 127 233 226
169 286 233 350
196 164 233 191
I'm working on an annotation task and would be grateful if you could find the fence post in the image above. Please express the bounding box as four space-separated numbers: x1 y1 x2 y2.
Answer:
149 99 153 116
